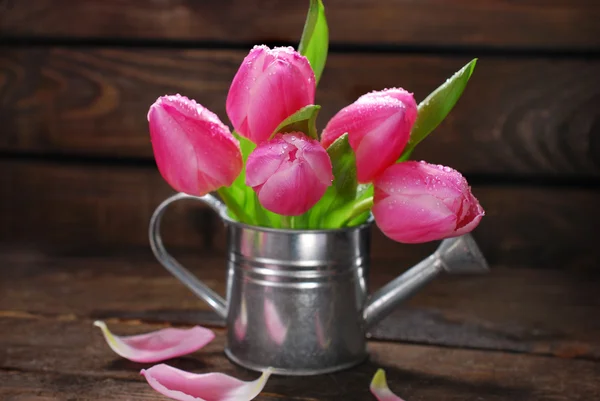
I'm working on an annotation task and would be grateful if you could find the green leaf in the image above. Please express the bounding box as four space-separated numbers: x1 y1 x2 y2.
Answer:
292 211 311 229
307 133 357 228
399 58 477 160
346 187 373 226
252 192 282 228
270 105 321 140
355 183 374 201
298 0 329 85
220 132 257 224
323 183 373 227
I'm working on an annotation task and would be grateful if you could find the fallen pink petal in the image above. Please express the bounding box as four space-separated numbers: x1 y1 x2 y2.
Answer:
370 369 405 401
141 364 272 401
93 321 215 363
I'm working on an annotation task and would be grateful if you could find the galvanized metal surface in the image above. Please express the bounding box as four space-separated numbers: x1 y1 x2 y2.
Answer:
149 192 488 375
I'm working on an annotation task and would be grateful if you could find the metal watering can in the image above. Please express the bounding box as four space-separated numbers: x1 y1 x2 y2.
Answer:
149 193 489 375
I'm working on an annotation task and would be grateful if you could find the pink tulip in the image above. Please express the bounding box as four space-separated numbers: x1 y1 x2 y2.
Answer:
373 161 484 244
226 45 316 144
246 133 333 216
321 88 417 183
148 94 243 196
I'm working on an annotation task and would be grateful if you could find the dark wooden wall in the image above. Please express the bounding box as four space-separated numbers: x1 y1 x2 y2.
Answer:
1 0 599 270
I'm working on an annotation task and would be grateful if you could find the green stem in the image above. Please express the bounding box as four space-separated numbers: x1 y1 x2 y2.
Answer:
341 196 374 226
217 188 252 223
281 215 293 229
397 145 414 162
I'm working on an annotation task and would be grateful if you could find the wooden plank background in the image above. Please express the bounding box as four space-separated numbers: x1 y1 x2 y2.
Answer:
2 0 599 49
1 48 599 176
1 0 599 270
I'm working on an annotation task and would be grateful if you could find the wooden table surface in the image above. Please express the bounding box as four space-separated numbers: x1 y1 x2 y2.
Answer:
1 250 599 401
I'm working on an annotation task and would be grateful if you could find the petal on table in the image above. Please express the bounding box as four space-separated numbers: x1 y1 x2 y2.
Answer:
370 369 406 401
141 364 272 401
93 321 215 363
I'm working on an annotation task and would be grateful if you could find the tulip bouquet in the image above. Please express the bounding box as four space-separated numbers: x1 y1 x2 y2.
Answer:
95 2 488 400
148 0 484 244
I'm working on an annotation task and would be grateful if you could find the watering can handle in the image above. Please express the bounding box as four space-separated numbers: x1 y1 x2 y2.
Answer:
148 192 228 319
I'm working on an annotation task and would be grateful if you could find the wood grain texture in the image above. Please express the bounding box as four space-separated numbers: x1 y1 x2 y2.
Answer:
1 48 599 176
1 317 599 400
2 253 600 361
1 0 599 49
0 160 212 252
1 160 599 268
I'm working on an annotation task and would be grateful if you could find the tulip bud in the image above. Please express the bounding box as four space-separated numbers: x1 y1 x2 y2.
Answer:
226 45 316 144
321 88 417 183
373 161 484 244
148 94 243 196
246 133 333 216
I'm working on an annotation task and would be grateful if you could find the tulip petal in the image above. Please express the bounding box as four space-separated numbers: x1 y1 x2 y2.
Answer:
354 111 410 183
257 161 328 216
257 161 321 216
299 138 335 186
455 192 485 235
247 133 332 215
245 136 288 187
321 101 392 149
247 58 313 143
141 364 272 401
376 162 467 206
373 161 484 243
373 194 457 243
227 46 315 143
370 369 405 401
226 45 268 140
148 94 242 196
321 89 416 182
94 321 215 363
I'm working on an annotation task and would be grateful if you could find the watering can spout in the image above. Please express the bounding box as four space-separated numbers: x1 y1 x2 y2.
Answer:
362 234 489 330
